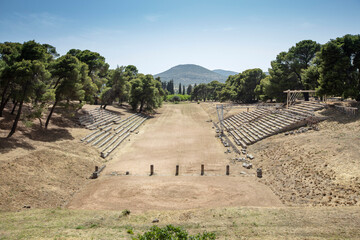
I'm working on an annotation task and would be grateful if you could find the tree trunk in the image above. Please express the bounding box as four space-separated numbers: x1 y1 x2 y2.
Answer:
38 117 43 128
0 79 10 117
7 81 29 138
53 77 62 89
45 99 58 129
139 101 144 113
0 94 10 117
11 101 18 115
7 99 24 138
303 92 309 101
103 104 107 109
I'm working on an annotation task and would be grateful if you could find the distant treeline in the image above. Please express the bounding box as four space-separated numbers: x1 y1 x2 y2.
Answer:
0 41 164 138
167 34 360 103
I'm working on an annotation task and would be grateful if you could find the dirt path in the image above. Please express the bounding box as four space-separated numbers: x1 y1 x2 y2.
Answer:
68 103 282 211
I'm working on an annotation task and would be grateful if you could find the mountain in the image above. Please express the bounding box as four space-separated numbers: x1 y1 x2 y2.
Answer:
154 64 227 86
212 69 238 77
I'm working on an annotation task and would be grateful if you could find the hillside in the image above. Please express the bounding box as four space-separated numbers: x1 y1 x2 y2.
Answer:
212 69 238 77
154 64 227 85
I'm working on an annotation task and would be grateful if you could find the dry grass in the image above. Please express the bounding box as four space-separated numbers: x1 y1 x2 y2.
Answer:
1 206 360 239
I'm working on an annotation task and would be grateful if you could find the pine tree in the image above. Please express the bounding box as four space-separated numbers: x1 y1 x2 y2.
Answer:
186 84 193 95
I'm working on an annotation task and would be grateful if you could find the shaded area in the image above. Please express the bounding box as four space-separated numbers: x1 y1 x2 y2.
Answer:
23 127 74 142
0 137 35 154
318 106 360 124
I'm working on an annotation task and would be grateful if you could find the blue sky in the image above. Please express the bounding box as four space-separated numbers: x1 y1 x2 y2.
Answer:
0 0 359 74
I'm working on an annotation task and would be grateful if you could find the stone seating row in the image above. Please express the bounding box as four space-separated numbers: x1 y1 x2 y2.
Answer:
79 109 118 127
80 112 148 158
224 101 325 147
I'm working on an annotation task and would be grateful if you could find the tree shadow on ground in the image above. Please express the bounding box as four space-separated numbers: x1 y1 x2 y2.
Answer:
107 104 137 115
23 127 74 142
0 137 36 154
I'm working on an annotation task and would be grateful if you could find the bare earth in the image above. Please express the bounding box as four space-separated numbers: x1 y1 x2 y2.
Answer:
68 103 282 211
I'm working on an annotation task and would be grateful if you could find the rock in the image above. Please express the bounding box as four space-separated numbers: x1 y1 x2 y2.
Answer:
152 219 159 223
23 205 31 208
247 154 254 160
242 163 252 169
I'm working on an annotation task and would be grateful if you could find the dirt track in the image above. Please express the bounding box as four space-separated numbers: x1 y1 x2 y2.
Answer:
68 103 282 211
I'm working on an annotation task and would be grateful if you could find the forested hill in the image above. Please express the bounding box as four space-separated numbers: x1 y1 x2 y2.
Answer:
154 64 227 85
212 69 238 77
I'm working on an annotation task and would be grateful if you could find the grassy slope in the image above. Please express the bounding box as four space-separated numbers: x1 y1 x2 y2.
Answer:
1 207 360 239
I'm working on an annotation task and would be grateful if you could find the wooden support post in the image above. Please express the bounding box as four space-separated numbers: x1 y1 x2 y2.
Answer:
201 164 204 176
287 90 290 109
175 165 179 176
226 165 230 175
95 166 99 172
150 164 154 176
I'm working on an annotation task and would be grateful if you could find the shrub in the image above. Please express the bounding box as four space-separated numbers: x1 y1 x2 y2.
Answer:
122 209 131 216
133 225 216 240
166 94 191 102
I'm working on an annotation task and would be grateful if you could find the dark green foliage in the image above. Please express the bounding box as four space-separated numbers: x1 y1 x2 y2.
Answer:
260 40 321 101
186 84 193 95
129 74 164 112
67 49 109 103
166 80 175 94
133 225 216 240
226 69 265 103
45 54 84 128
207 81 225 101
317 34 360 100
166 94 191 102
122 209 131 216
191 83 208 101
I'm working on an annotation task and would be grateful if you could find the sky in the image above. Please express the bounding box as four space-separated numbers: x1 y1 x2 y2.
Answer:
0 0 360 74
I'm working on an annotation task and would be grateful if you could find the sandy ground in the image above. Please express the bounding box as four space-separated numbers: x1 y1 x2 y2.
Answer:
248 107 360 206
68 103 282 211
0 104 106 211
2 101 359 213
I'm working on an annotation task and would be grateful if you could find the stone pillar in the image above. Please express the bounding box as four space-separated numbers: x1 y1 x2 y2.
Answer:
150 165 154 176
175 165 179 176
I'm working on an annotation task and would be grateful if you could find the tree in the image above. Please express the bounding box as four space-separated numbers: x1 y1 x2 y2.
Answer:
100 66 131 108
182 85 185 95
186 84 193 95
207 81 225 101
227 68 265 103
129 74 164 112
45 54 84 128
166 80 175 94
125 65 138 77
67 49 109 103
263 40 321 101
191 83 208 101
317 34 360 100
6 40 51 137
8 60 50 137
178 83 182 94
0 42 22 117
